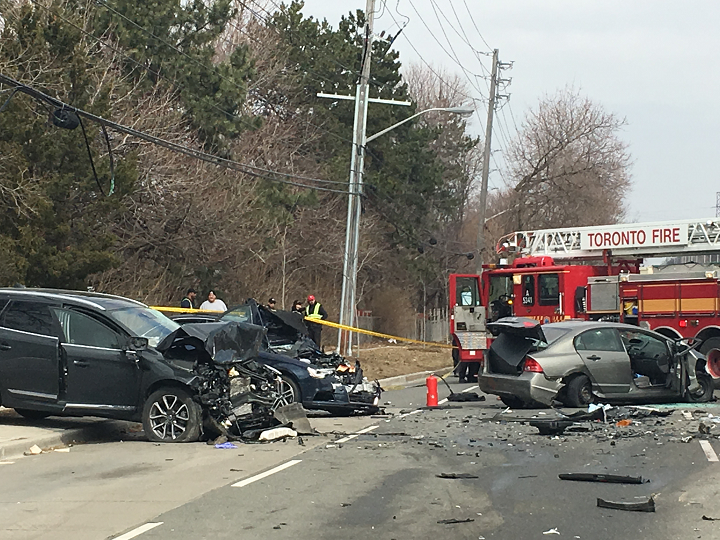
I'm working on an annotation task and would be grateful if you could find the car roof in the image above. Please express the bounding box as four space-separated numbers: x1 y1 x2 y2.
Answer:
544 320 668 337
0 288 147 311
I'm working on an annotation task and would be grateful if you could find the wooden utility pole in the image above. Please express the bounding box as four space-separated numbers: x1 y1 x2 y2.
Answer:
476 49 499 273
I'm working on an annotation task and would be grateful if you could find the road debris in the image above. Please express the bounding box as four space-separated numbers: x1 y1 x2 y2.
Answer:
436 472 479 479
215 442 238 449
24 444 42 456
259 427 297 442
529 420 573 435
437 518 474 524
559 473 645 484
596 496 655 512
542 528 560 535
702 515 720 521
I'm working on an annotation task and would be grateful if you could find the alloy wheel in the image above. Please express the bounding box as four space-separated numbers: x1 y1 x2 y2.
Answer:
148 394 190 440
274 378 297 408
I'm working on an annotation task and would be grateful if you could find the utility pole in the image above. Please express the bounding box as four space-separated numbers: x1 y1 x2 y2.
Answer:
475 49 499 273
337 0 375 355
716 191 720 218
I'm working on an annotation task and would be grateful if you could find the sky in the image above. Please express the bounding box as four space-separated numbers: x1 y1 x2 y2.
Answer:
297 0 720 223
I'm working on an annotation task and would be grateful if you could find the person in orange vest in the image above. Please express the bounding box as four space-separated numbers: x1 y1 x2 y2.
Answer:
304 295 328 348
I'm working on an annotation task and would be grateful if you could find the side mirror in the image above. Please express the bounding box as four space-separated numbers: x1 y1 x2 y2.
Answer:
127 337 149 351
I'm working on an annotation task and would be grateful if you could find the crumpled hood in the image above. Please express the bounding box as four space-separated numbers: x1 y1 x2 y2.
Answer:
156 321 265 364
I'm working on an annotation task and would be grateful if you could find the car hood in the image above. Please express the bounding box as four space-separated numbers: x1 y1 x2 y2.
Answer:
156 321 265 365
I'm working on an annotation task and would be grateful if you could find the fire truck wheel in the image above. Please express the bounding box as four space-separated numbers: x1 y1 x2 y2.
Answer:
687 373 714 403
563 375 594 407
699 337 720 355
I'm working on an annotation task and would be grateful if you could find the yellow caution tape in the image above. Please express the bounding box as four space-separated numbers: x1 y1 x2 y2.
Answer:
150 306 455 349
304 317 455 349
150 306 227 314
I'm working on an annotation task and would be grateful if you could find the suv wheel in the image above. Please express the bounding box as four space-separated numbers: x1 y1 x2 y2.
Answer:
142 387 201 443
14 408 52 420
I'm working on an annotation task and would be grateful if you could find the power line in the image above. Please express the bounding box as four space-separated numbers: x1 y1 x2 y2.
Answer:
0 73 354 193
407 0 488 99
89 0 355 146
462 0 493 52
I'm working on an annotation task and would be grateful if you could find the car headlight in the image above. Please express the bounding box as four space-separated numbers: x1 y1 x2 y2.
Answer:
307 367 327 379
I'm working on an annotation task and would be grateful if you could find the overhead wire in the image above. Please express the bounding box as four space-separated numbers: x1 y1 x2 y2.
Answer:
0 73 354 193
89 0 355 146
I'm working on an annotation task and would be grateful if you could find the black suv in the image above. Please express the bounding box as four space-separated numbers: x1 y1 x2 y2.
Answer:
0 288 278 442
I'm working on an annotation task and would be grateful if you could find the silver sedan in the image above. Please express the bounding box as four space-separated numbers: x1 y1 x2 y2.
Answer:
478 318 714 408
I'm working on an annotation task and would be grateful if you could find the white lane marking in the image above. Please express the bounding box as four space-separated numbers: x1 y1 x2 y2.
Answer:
438 398 449 405
462 385 479 393
0 461 14 465
232 459 302 488
336 425 379 444
699 440 719 462
113 522 163 540
397 409 422 419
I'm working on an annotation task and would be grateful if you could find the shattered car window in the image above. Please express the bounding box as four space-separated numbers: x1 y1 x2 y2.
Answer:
222 305 252 324
108 307 180 347
531 327 570 350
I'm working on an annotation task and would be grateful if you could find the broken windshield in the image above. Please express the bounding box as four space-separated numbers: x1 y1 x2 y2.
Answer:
108 306 180 347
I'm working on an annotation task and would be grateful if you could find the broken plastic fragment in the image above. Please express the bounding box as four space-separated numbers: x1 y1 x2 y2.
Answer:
543 528 560 535
559 473 644 484
436 472 479 479
597 496 655 512
259 427 297 441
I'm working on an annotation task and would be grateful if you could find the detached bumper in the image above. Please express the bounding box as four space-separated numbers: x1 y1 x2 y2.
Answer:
478 372 562 406
303 380 381 415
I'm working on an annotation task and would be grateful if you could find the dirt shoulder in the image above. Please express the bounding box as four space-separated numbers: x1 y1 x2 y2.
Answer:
346 343 453 380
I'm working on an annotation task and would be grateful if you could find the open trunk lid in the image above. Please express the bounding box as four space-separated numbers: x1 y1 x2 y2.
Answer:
487 317 547 375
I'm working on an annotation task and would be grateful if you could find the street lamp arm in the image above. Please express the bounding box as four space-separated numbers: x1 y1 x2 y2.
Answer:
365 107 473 144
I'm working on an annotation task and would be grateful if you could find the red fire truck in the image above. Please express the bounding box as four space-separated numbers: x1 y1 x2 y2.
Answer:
449 219 720 372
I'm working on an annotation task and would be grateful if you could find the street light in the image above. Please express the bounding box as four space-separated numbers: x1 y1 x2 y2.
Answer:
338 105 476 355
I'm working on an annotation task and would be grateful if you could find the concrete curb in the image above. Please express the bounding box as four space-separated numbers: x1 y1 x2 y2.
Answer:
0 419 127 461
378 367 454 390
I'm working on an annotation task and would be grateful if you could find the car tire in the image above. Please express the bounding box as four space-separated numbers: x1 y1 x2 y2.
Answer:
563 375 594 407
274 375 301 409
142 387 201 443
14 408 52 420
500 396 527 409
688 373 714 403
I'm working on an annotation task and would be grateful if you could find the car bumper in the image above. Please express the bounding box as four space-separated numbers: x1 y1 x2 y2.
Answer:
478 372 562 406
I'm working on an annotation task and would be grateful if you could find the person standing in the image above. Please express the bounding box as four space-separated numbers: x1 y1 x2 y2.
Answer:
267 298 277 310
200 290 228 312
291 300 303 314
180 288 197 309
304 295 327 347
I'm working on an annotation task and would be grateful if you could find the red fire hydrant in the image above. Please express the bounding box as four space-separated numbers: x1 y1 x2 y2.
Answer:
426 374 439 407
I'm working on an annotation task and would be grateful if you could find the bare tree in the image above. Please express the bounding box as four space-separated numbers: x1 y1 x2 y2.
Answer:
503 87 632 232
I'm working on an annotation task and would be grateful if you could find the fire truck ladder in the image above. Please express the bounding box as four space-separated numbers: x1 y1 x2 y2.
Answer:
496 219 720 260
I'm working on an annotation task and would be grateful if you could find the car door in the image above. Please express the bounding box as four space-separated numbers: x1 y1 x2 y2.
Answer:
574 327 632 395
53 308 140 412
0 299 61 406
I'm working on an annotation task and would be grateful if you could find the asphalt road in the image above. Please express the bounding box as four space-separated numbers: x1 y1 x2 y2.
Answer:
2 382 720 540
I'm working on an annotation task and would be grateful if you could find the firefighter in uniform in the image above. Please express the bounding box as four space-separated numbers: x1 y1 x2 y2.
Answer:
304 295 328 348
